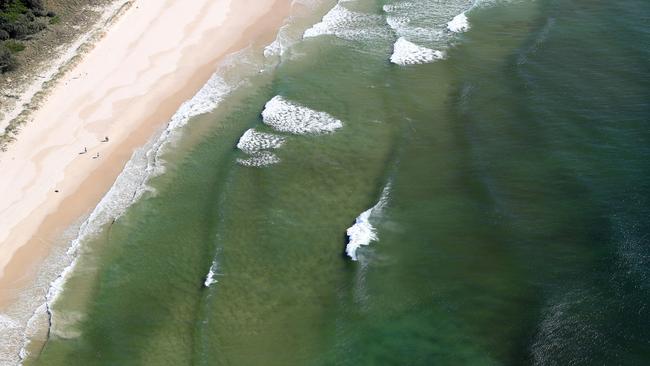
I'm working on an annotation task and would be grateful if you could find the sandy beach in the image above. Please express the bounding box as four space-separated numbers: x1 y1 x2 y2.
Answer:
0 0 291 310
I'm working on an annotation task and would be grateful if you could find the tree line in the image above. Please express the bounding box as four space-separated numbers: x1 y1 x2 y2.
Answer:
1 0 56 73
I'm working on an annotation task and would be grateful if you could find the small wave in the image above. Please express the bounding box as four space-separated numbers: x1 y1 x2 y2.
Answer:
345 184 390 261
447 12 470 33
390 37 445 65
203 261 219 288
265 0 339 59
237 129 286 153
264 39 284 58
236 129 285 167
262 96 343 135
264 23 293 58
303 3 386 41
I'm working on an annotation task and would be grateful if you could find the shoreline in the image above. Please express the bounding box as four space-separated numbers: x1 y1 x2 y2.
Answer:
0 0 292 315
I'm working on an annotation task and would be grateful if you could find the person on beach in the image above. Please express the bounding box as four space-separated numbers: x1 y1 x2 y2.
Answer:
79 147 87 154
102 136 109 142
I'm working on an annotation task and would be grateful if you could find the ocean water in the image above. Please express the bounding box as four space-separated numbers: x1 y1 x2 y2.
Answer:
21 0 650 364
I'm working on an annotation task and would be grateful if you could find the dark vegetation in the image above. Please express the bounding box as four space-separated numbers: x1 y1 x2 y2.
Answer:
0 0 55 73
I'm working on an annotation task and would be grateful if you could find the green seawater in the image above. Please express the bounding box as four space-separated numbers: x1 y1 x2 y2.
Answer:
28 0 649 365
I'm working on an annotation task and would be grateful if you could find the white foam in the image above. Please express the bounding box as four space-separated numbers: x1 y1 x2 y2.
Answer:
17 304 47 363
264 18 304 59
237 129 286 153
262 96 343 135
382 0 474 62
0 312 23 364
264 22 292 58
447 12 470 32
345 184 391 261
203 261 219 287
236 129 285 167
264 39 284 58
390 37 445 65
237 151 282 167
303 3 386 41
382 3 415 13
386 15 410 31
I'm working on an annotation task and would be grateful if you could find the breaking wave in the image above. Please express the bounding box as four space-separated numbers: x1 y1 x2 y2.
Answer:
390 37 445 65
447 12 470 32
384 0 474 65
262 96 343 135
346 183 391 261
237 129 286 153
303 3 388 42
203 261 219 288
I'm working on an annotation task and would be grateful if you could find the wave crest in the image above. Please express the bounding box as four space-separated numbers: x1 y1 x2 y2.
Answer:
262 96 343 135
346 184 391 261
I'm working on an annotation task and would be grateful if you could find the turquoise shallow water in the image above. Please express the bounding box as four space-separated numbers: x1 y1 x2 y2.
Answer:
27 0 649 365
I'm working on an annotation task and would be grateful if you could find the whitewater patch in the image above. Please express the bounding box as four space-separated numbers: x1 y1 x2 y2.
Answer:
264 39 284 58
390 37 445 65
262 96 343 135
264 23 292 58
345 184 391 261
447 12 470 32
237 151 282 167
236 129 285 167
237 129 286 153
203 261 219 288
303 3 387 41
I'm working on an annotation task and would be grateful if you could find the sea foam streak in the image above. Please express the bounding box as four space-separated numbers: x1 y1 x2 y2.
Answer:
262 96 343 135
390 37 445 65
346 184 391 261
